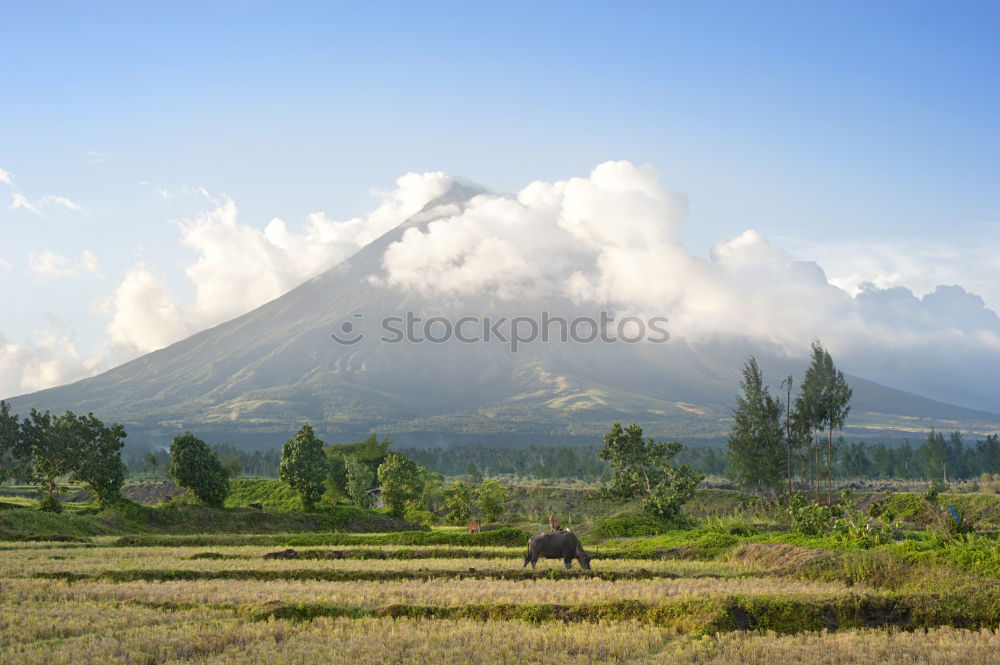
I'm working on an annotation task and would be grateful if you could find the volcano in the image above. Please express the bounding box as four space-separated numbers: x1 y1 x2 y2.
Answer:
7 183 1000 449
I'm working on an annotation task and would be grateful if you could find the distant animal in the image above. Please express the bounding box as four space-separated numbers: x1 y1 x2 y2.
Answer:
249 502 263 510
467 520 481 533
548 514 562 532
164 495 172 503
523 531 593 570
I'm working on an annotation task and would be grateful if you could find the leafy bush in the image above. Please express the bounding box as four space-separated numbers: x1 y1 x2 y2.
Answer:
589 514 678 539
403 507 438 526
832 489 897 548
38 494 63 513
789 492 837 536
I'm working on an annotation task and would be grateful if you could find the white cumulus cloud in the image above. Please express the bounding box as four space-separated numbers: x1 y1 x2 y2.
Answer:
0 330 105 398
0 169 12 186
103 264 191 355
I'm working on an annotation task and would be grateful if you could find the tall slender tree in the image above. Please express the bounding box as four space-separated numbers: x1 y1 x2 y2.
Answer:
781 375 794 506
727 357 786 496
796 341 852 502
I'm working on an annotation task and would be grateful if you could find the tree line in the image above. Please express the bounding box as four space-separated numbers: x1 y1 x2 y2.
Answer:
124 444 281 479
403 444 608 481
283 426 510 524
677 432 1000 482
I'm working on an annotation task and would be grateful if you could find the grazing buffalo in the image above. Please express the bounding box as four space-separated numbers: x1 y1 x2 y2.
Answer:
548 514 562 531
523 531 593 570
467 520 481 533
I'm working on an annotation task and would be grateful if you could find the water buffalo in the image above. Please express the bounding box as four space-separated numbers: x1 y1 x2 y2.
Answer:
467 520 481 533
523 531 593 570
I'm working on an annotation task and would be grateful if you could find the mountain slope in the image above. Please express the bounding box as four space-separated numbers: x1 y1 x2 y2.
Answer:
8 185 1000 448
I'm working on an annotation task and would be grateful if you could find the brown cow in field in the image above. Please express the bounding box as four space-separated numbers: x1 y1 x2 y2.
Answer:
548 514 563 532
467 520 481 533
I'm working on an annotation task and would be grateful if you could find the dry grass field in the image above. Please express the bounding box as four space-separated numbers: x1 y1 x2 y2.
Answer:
2 536 998 665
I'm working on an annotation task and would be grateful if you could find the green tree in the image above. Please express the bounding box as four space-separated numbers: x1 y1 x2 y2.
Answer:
476 479 508 523
976 434 1000 475
0 401 27 484
840 441 870 478
278 424 329 511
20 409 78 511
464 461 483 483
780 376 811 506
221 453 243 479
145 451 161 480
796 341 853 501
442 480 474 525
918 429 948 483
68 412 127 506
598 422 703 521
376 452 422 517
168 432 230 508
343 454 374 508
418 469 446 513
727 358 786 496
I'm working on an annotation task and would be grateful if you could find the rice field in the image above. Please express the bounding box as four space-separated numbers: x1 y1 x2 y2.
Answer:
2 537 998 664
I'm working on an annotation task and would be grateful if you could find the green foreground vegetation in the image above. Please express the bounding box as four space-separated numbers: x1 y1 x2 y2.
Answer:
2 476 1000 663
3 355 1000 663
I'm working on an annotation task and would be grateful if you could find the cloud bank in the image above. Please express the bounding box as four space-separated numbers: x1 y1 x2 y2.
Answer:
2 162 998 412
374 162 1000 410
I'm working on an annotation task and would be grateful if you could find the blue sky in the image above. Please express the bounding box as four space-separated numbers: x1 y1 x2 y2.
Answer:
1 1 999 400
